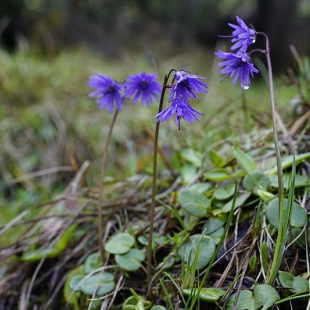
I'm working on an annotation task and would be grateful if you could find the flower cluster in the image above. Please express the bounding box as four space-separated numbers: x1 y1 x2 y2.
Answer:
88 72 162 113
215 16 259 89
156 70 207 129
88 69 208 128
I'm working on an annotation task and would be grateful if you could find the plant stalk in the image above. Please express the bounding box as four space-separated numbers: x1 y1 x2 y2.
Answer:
257 31 285 285
147 72 171 295
98 110 119 264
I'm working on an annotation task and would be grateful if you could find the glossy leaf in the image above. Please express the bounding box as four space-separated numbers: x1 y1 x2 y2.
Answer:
179 189 211 217
233 147 257 174
183 287 225 302
105 233 135 254
266 198 307 229
243 172 270 194
214 183 236 200
70 272 115 296
115 248 145 271
178 234 215 270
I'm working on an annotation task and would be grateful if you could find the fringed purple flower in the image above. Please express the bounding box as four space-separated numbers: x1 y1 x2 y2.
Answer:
156 96 204 130
88 73 123 113
214 50 259 89
228 16 256 52
124 72 162 107
169 70 208 101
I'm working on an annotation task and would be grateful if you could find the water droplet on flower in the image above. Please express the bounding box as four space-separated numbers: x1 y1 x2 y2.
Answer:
243 84 250 90
252 38 256 43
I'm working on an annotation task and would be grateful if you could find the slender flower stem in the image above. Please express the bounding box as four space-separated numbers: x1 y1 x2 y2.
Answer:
256 31 284 284
147 70 174 296
98 110 119 264
254 32 283 202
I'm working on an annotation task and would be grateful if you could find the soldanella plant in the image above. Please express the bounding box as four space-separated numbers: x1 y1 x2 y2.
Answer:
215 16 287 286
84 15 299 308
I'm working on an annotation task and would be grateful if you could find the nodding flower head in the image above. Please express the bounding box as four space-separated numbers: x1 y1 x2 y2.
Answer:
169 70 208 101
88 73 124 113
124 72 162 107
228 16 256 52
214 50 259 90
155 96 204 130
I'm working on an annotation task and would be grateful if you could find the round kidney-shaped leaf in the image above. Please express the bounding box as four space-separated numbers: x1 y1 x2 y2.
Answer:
207 227 224 245
266 198 307 229
183 288 225 302
80 273 115 296
228 285 279 310
278 271 308 294
69 275 84 292
202 217 225 235
84 252 101 274
178 189 210 217
105 233 135 254
177 234 215 270
69 273 115 296
214 183 235 200
253 284 280 310
243 172 270 194
115 248 145 271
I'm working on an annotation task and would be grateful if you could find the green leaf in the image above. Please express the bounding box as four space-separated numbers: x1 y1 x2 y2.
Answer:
243 172 270 194
181 164 197 184
209 150 226 168
233 147 257 174
228 285 280 310
228 290 254 310
249 255 257 271
137 233 167 247
122 289 152 310
202 217 225 234
207 227 224 244
266 198 307 229
69 275 85 293
186 182 212 193
71 272 115 296
105 233 135 254
278 271 309 294
253 284 280 310
269 173 309 189
21 224 77 262
266 152 310 175
214 183 236 200
64 265 84 306
183 287 225 302
204 168 243 181
179 189 211 217
181 149 203 167
212 191 251 215
84 252 101 274
151 306 166 310
177 234 215 270
115 248 145 271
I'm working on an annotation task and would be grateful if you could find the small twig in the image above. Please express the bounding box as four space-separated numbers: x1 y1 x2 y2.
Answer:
290 109 310 136
7 166 75 185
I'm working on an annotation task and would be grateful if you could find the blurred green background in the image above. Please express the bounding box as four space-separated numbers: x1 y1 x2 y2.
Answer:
0 0 308 223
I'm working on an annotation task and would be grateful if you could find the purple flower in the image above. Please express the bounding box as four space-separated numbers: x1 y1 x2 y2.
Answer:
228 16 256 52
156 96 204 129
214 50 259 89
124 72 162 107
169 70 208 101
88 73 123 113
